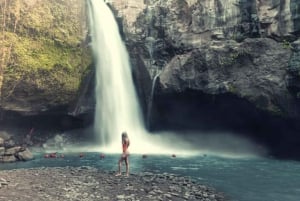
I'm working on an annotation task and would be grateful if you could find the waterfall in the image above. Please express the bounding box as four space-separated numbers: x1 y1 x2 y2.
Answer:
86 0 204 155
87 0 145 152
146 72 161 129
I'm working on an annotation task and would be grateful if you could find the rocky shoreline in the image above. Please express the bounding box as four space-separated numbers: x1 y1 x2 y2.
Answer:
0 166 227 201
0 136 34 163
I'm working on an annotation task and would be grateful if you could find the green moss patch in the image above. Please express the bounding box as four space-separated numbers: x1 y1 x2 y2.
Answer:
1 0 92 108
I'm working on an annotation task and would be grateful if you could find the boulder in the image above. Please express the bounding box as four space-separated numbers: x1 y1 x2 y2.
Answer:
0 155 17 163
0 147 5 156
0 131 11 141
0 138 3 147
3 139 16 149
5 146 22 156
16 149 34 161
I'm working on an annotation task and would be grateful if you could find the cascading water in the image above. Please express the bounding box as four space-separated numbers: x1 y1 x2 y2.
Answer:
146 72 161 129
86 0 262 157
87 0 146 152
87 0 190 154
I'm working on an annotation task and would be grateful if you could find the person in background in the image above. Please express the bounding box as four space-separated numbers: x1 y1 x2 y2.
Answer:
115 131 130 177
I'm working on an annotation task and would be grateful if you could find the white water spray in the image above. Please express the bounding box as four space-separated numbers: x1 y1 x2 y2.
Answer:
86 0 264 157
87 0 146 152
146 72 161 128
87 0 191 155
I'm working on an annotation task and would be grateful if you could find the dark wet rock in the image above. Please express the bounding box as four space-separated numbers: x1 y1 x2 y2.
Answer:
158 38 296 116
287 39 300 97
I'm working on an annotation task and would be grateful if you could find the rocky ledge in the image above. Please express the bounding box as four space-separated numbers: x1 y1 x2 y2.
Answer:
0 166 227 201
0 137 34 163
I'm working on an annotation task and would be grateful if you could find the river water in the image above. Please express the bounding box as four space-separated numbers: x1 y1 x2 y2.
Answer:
1 153 299 201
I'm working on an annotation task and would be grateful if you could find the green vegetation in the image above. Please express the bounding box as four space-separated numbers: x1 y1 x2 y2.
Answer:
0 0 92 107
282 39 292 49
5 33 87 72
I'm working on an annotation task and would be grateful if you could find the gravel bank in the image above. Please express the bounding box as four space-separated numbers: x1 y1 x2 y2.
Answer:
0 166 228 201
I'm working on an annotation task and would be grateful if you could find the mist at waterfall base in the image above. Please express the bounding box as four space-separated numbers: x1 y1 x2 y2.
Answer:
85 0 267 158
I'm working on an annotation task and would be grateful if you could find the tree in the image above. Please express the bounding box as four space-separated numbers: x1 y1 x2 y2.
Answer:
0 0 8 100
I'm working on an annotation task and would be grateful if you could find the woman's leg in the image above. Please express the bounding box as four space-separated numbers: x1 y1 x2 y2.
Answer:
115 157 122 176
125 156 129 176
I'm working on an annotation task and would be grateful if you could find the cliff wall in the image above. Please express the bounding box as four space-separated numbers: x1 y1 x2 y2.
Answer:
110 0 300 158
110 0 300 118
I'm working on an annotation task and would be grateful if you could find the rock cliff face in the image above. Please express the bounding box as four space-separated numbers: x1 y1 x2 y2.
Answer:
110 0 300 158
110 0 300 115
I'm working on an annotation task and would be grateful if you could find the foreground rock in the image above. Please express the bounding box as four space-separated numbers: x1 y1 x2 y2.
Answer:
0 136 34 163
0 166 227 201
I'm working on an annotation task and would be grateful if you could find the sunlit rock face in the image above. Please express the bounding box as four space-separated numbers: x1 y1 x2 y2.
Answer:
114 0 299 41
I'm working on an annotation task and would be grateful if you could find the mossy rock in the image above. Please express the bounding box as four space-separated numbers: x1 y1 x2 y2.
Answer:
0 0 92 112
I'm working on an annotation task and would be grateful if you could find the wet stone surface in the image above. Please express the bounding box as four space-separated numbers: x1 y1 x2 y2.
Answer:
0 166 228 201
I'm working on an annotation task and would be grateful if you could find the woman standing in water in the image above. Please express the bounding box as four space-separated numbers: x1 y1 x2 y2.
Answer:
115 131 130 176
